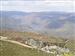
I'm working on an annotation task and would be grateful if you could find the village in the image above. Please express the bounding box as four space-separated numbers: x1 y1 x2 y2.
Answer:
0 36 70 56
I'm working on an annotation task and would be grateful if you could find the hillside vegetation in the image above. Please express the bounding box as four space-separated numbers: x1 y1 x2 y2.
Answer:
0 30 64 43
0 40 53 56
0 30 75 56
0 30 75 49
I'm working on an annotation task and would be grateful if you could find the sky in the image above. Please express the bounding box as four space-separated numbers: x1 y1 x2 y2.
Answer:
0 0 74 1
0 0 75 12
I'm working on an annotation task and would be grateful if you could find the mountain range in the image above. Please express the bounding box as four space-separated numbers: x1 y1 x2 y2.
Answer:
0 11 75 39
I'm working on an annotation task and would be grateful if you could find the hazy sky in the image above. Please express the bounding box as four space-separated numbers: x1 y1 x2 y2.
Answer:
0 0 75 12
0 0 74 1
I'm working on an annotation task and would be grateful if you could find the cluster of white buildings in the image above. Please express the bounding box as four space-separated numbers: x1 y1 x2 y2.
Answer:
41 45 70 54
24 38 70 54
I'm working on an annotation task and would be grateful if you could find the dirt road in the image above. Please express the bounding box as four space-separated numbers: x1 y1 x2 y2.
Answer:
0 36 33 48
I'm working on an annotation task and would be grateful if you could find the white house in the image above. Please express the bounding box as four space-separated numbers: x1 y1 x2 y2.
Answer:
57 48 70 53
49 45 58 49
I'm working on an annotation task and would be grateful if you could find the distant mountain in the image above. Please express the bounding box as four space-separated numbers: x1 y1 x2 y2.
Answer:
0 11 75 39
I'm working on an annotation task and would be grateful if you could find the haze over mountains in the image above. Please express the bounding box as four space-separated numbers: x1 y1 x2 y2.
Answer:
0 11 75 39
